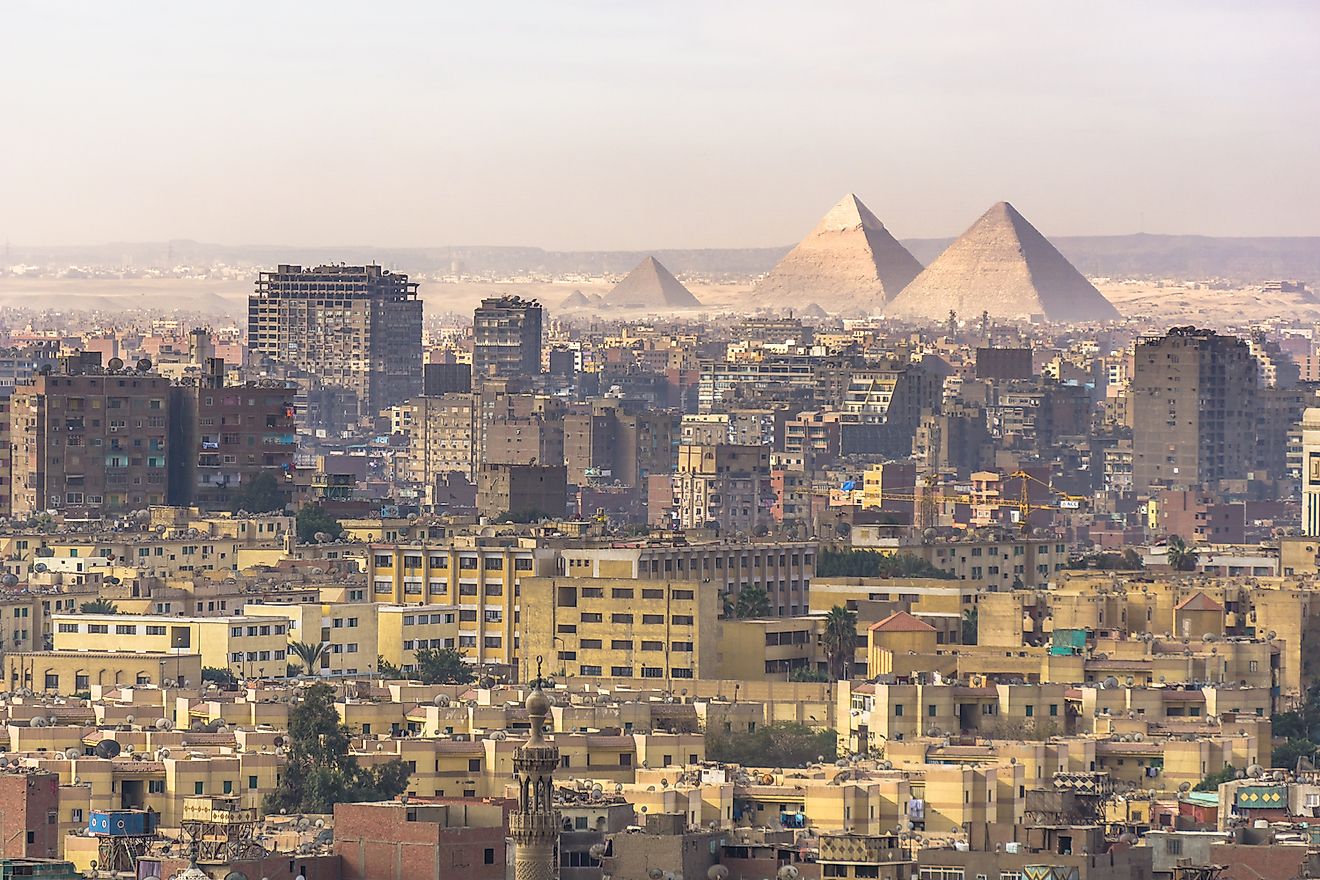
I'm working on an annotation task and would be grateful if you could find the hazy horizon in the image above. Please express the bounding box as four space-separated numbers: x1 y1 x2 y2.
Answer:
4 1 1318 251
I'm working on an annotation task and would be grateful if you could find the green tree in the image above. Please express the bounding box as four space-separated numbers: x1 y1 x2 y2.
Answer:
961 607 979 645
414 647 475 685
296 505 344 544
289 641 328 675
1194 763 1238 792
705 722 837 768
202 667 238 687
376 656 402 679
728 586 772 619
822 606 858 680
79 599 118 615
232 471 287 514
264 683 410 814
1166 536 1199 572
788 667 830 682
1121 548 1145 570
1273 739 1318 771
815 549 955 580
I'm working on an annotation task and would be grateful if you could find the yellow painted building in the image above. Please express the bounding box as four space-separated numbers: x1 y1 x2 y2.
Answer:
367 540 560 674
4 650 201 693
52 614 288 678
521 577 718 681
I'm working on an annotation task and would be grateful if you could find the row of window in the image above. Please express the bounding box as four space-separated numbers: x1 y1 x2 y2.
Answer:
578 613 693 626
577 666 694 678
228 650 287 662
570 639 694 652
578 587 695 600
377 554 535 571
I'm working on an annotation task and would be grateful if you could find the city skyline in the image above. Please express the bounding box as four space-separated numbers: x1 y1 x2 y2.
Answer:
4 1 1318 250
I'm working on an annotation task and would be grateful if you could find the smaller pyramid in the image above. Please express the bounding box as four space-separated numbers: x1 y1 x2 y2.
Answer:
603 257 702 309
885 202 1120 323
753 194 923 314
559 290 591 310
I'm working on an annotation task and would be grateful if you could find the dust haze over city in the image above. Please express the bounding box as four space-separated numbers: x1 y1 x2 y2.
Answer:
2 4 1320 880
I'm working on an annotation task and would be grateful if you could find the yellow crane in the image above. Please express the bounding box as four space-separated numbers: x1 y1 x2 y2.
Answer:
876 470 1086 533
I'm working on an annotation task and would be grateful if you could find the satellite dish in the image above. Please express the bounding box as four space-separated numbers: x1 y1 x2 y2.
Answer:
135 358 153 372
30 717 47 728
107 357 124 371
1247 764 1264 778
93 739 122 759
64 747 81 760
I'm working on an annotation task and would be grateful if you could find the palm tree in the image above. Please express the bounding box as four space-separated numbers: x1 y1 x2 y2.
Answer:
732 586 772 619
961 607 979 645
289 641 328 675
79 599 118 615
822 606 858 681
1166 536 1198 572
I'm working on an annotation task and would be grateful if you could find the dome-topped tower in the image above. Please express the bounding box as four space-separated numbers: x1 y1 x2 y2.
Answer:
511 657 560 880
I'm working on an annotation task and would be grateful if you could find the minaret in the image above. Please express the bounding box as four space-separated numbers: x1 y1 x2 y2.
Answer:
511 657 560 880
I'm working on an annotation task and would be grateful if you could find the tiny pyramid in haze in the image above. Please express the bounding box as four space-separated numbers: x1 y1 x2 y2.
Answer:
753 194 923 313
603 256 702 309
558 290 592 310
885 201 1121 323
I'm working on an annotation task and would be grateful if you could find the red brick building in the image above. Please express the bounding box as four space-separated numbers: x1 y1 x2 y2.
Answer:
0 770 59 859
335 799 510 880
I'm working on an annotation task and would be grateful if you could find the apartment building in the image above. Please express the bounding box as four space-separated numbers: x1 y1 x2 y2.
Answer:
367 540 560 674
520 576 719 681
11 355 171 517
51 614 288 678
248 264 422 423
245 602 459 676
675 443 772 534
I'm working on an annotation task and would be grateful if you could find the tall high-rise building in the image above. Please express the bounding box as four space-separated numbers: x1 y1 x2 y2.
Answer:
248 264 422 423
1130 328 1258 493
473 296 542 382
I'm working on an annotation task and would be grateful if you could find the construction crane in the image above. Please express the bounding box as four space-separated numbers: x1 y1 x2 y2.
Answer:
873 470 1086 533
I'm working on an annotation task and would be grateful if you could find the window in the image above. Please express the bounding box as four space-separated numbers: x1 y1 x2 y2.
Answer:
642 614 664 625
611 639 632 650
1166 839 1183 856
88 624 108 634
641 641 664 651
612 613 633 624
484 849 495 865
249 775 259 790
611 666 631 677
642 589 664 599
44 673 58 690
612 588 634 599
672 615 694 626
58 623 78 633
146 625 166 635
194 782 204 795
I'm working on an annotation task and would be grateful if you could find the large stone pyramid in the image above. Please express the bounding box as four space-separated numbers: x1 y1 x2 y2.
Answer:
753 194 923 313
603 256 702 309
885 202 1120 323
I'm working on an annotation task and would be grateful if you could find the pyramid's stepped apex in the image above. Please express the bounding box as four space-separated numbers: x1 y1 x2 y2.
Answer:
885 201 1121 323
752 194 923 314
602 256 702 309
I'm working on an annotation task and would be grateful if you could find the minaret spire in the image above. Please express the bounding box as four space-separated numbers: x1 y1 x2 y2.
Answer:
511 656 560 880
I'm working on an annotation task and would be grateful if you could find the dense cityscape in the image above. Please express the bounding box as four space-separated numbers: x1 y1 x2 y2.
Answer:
5 4 1319 880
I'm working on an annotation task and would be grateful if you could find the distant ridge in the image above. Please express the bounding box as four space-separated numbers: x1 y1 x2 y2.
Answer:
602 256 702 309
7 234 1319 282
885 202 1121 323
753 194 922 313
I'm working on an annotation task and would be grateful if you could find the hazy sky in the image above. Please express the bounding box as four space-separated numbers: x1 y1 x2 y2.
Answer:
4 1 1318 250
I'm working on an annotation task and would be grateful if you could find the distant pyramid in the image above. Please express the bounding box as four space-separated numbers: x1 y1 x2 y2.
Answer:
559 290 591 310
885 202 1120 323
603 256 702 309
753 194 923 313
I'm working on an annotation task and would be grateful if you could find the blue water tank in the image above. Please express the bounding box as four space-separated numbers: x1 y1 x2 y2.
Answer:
88 810 157 836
